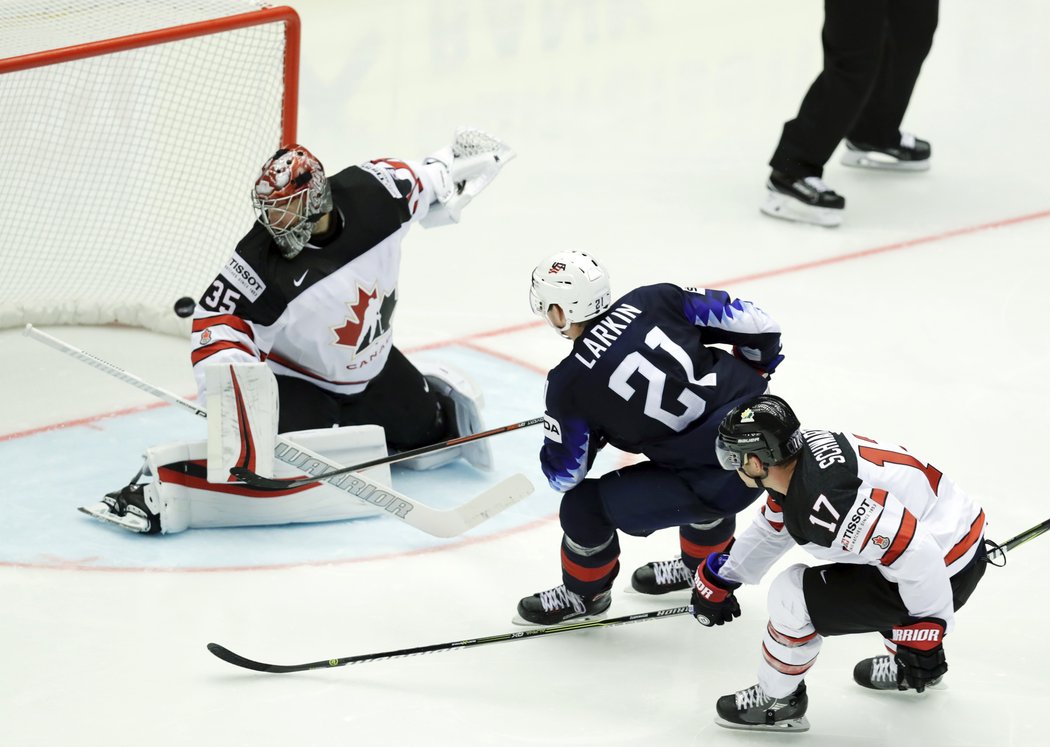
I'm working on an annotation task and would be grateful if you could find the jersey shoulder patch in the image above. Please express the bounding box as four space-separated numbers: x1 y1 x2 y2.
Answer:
835 493 884 553
357 161 403 199
543 414 563 443
219 250 267 302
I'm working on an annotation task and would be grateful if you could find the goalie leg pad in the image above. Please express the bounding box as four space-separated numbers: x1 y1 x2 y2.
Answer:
206 362 279 484
84 426 390 534
406 360 493 471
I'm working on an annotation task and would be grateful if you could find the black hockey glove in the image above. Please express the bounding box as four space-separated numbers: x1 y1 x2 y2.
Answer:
690 553 741 627
892 617 948 692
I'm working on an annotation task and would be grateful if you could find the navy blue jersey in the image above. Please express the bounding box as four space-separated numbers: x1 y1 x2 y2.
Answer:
541 283 782 491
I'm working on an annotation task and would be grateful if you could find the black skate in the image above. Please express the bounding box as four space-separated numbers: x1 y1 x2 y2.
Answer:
842 132 931 171
853 655 943 691
79 483 161 534
715 682 810 732
513 584 611 626
761 171 844 227
629 557 692 595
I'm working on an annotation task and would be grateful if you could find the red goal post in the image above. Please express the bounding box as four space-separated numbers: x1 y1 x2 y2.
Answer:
0 1 300 335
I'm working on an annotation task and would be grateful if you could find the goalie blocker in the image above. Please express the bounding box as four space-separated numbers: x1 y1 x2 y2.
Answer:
83 359 491 534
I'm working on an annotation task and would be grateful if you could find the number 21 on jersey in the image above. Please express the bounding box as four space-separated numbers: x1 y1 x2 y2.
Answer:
607 326 715 432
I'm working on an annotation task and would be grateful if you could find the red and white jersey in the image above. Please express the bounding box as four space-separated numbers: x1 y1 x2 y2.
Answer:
722 430 987 632
190 158 439 399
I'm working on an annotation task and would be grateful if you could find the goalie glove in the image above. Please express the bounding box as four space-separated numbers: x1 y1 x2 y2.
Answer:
690 553 742 627
891 617 948 692
421 127 516 227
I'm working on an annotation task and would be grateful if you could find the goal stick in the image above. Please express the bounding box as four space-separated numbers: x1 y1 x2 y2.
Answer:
23 324 534 538
205 517 1050 674
231 416 544 489
207 606 692 673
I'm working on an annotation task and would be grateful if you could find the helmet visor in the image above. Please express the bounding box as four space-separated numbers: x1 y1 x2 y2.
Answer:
715 435 743 471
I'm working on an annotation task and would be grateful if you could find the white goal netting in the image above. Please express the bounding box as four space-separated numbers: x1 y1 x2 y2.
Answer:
0 1 298 335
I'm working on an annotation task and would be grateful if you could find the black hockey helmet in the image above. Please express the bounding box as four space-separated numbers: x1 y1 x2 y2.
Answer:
715 394 803 470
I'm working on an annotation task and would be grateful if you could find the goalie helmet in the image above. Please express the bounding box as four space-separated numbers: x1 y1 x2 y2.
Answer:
715 394 803 471
529 251 612 336
251 145 333 259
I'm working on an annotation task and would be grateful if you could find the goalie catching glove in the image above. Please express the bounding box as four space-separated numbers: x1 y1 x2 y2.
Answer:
891 617 948 692
690 552 742 627
421 127 516 227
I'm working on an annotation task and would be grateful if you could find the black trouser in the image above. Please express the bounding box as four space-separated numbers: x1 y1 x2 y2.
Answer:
275 346 451 451
770 0 939 178
803 541 987 637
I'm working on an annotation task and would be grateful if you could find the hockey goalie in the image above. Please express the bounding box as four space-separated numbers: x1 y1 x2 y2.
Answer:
82 128 515 534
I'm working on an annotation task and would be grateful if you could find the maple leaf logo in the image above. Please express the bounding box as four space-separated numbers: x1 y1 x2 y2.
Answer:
333 284 397 355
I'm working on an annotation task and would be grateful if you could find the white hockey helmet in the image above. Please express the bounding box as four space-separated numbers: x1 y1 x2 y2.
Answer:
251 145 333 259
529 251 612 336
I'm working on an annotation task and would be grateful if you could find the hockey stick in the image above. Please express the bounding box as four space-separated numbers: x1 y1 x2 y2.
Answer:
984 516 1050 566
206 516 1050 674
230 416 544 489
24 323 208 418
207 606 691 673
23 324 535 538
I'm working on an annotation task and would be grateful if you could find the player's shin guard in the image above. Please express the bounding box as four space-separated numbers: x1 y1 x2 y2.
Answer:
758 565 822 697
679 518 735 571
561 532 620 597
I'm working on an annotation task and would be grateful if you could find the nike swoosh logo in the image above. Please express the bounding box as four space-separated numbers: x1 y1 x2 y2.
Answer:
293 270 309 287
820 570 829 583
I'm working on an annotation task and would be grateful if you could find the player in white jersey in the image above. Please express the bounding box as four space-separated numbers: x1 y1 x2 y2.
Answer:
85 131 515 535
692 394 989 732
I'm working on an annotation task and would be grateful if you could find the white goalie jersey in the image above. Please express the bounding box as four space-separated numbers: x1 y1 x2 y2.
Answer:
722 430 987 632
189 158 441 401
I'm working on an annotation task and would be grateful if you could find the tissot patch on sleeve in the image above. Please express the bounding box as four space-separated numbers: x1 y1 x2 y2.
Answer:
838 496 883 553
221 252 266 302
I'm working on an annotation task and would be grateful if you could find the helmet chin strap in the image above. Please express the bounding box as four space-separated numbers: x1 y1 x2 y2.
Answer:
742 461 770 491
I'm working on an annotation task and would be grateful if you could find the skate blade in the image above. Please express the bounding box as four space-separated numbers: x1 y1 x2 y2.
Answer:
760 192 842 227
840 150 930 171
622 583 689 596
509 609 609 627
78 503 150 533
715 715 810 733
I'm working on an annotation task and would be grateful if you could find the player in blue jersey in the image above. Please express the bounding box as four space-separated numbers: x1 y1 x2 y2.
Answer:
515 250 784 625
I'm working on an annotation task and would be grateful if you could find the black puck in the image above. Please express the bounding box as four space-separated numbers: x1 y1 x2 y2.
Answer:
173 296 196 318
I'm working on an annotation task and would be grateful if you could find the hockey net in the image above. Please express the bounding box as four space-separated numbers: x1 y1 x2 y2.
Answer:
0 1 299 336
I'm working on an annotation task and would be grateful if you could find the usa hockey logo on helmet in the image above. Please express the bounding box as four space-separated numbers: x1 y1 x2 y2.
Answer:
529 251 612 334
252 145 333 258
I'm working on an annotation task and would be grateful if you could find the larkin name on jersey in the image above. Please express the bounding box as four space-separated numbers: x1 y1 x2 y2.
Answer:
540 283 783 491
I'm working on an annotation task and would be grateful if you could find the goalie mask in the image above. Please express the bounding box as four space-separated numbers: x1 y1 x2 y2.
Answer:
715 394 803 471
251 145 333 259
529 251 612 337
